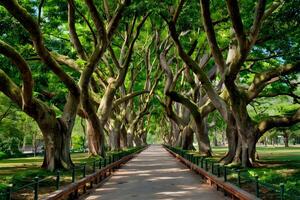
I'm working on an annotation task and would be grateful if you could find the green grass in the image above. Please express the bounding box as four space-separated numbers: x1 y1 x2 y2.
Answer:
0 147 138 191
0 152 8 160
0 152 100 190
178 145 300 198
210 146 300 197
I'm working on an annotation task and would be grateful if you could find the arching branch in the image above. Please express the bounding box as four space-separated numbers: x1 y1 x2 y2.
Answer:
113 90 150 109
258 109 300 135
0 0 80 96
200 0 226 73
247 62 300 100
68 0 88 60
0 40 33 108
226 0 247 50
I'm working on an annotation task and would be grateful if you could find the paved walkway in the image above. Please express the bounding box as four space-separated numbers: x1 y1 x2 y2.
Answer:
82 145 226 200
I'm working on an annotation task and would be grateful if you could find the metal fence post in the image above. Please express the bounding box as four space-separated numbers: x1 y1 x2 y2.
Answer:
34 177 39 200
255 176 259 197
82 163 86 178
103 158 106 167
6 184 12 200
205 159 208 171
99 159 102 169
217 165 220 177
224 167 227 182
72 167 75 183
56 170 60 190
237 169 241 187
93 160 96 172
211 162 214 174
280 183 284 200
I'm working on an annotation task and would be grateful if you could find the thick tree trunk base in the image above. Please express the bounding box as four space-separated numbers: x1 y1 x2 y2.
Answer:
181 126 195 150
86 120 105 157
41 128 73 171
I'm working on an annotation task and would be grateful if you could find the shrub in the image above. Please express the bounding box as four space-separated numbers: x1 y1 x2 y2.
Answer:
0 151 8 160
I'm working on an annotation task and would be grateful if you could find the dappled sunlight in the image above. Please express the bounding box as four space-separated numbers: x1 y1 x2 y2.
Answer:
147 176 185 181
93 187 118 192
156 191 189 196
83 145 226 200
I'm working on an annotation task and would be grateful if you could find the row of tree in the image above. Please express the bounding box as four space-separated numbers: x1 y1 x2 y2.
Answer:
0 0 299 170
159 0 300 167
0 0 162 170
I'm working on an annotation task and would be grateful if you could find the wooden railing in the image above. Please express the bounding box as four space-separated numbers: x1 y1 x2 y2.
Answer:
42 146 147 200
163 145 259 200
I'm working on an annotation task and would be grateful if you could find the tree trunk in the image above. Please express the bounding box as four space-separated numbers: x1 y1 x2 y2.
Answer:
86 119 105 157
109 118 121 151
234 114 258 167
193 118 212 156
213 132 218 147
127 132 133 147
120 125 127 148
181 126 195 150
141 132 147 145
134 135 142 147
38 118 73 171
220 114 240 164
172 121 181 146
283 131 289 147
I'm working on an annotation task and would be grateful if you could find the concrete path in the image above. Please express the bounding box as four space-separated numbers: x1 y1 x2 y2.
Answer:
82 145 226 200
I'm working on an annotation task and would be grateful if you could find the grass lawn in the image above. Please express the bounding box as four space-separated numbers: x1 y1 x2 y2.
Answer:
210 146 300 198
0 148 140 199
0 152 100 191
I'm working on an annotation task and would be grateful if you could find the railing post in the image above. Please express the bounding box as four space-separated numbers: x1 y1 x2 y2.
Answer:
217 165 221 177
280 183 284 200
103 158 106 167
93 160 96 173
82 163 86 178
201 158 204 168
237 169 241 187
34 176 39 200
211 162 214 174
205 159 208 171
6 184 12 200
99 159 102 169
255 176 259 197
224 167 227 182
72 167 76 183
56 170 60 190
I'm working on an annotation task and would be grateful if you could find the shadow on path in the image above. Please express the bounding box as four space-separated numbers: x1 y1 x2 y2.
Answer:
82 145 226 200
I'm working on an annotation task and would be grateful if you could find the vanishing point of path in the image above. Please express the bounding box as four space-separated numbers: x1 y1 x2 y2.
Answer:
82 145 226 200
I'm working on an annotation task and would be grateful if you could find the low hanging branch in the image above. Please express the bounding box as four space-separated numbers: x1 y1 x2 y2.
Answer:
113 90 150 108
258 109 300 135
0 0 80 97
0 40 33 109
167 20 229 122
0 104 12 123
247 62 300 100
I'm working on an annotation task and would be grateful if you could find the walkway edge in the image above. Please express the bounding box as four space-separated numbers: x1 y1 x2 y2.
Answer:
42 146 148 200
163 145 259 200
